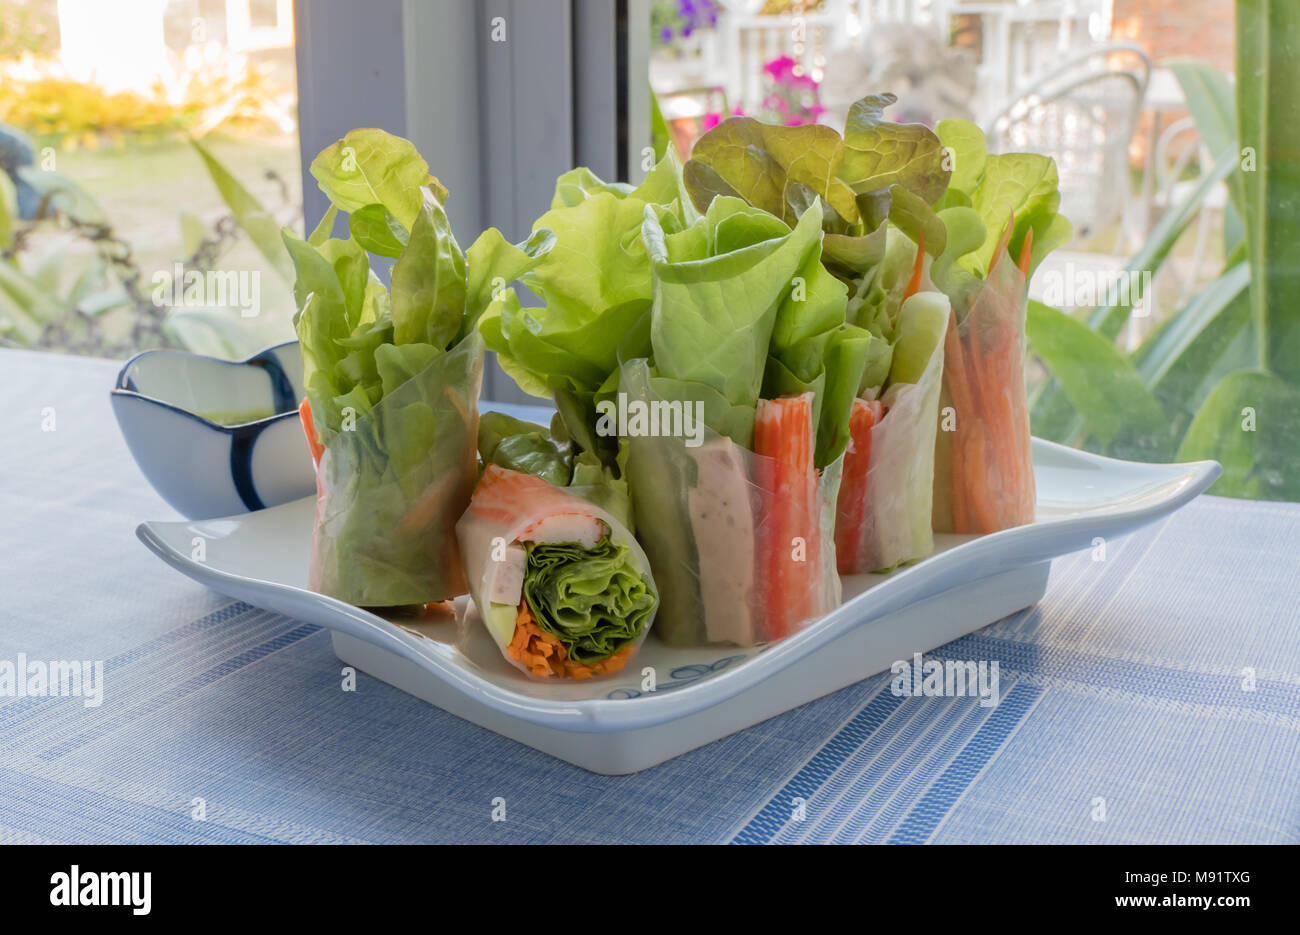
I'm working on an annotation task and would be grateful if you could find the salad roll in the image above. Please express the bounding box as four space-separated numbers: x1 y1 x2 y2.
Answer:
619 195 860 646
456 465 657 679
680 96 956 576
622 363 844 647
290 129 550 606
926 120 1071 534
836 288 949 572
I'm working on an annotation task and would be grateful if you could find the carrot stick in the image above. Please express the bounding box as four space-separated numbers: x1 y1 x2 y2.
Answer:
943 311 974 416
949 417 968 531
299 397 324 468
903 232 927 301
964 430 1001 533
1017 226 1035 279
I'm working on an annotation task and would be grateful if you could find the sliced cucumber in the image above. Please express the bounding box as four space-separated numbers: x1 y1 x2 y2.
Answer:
890 292 951 386
485 601 519 647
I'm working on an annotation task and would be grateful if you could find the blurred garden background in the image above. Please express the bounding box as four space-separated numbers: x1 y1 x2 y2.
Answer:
0 0 302 359
1 0 1294 500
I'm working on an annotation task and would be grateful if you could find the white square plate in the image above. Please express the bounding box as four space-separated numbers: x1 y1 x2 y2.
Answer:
137 422 1219 773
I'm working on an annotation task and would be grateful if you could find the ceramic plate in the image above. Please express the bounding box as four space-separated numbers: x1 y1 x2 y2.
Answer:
137 422 1219 773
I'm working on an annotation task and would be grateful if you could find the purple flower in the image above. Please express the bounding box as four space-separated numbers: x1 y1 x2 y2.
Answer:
660 26 674 43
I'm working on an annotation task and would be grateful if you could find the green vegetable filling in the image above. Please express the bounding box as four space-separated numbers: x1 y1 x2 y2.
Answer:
521 535 657 665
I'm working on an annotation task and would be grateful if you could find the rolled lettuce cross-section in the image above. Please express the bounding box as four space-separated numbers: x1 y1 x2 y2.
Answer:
456 465 657 679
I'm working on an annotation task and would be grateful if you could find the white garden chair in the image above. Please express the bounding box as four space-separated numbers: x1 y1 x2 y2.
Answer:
984 42 1151 244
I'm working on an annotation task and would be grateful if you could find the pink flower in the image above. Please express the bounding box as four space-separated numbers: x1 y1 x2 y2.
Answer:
763 55 798 81
702 112 722 130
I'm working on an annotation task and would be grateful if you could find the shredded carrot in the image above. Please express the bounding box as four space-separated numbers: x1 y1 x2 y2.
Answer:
903 232 927 301
505 602 633 680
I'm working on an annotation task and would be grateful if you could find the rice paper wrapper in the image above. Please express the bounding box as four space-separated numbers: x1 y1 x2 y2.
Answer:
835 326 945 573
455 466 657 679
309 332 483 606
621 359 841 648
932 256 1036 533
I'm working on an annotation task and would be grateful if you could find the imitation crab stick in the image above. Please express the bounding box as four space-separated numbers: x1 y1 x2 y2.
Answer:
835 397 884 574
753 393 819 642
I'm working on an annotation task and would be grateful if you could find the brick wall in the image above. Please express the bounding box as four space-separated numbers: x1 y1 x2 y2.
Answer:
1111 0 1235 72
1111 0 1235 165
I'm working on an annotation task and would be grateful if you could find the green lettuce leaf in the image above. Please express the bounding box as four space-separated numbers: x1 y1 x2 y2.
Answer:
477 154 693 451
309 128 445 231
477 410 572 488
682 116 858 226
523 535 657 665
839 93 951 204
934 119 1072 282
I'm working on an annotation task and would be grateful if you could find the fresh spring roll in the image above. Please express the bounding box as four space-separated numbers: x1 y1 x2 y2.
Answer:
623 360 842 648
926 120 1070 533
293 129 555 607
456 465 658 679
301 335 482 606
932 244 1036 534
835 291 949 573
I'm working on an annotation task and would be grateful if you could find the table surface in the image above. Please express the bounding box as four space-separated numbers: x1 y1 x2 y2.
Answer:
3 349 1298 845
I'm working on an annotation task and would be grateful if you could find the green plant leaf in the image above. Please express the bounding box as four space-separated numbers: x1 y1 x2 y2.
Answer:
1167 58 1246 256
0 261 46 344
1176 369 1300 500
1237 0 1300 382
1052 153 1232 374
191 138 293 282
1032 147 1242 444
0 258 64 325
0 171 15 250
1166 60 1244 204
1133 262 1252 408
1026 299 1174 459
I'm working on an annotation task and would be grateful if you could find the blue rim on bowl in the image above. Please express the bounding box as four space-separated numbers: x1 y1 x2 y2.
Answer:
111 340 310 515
